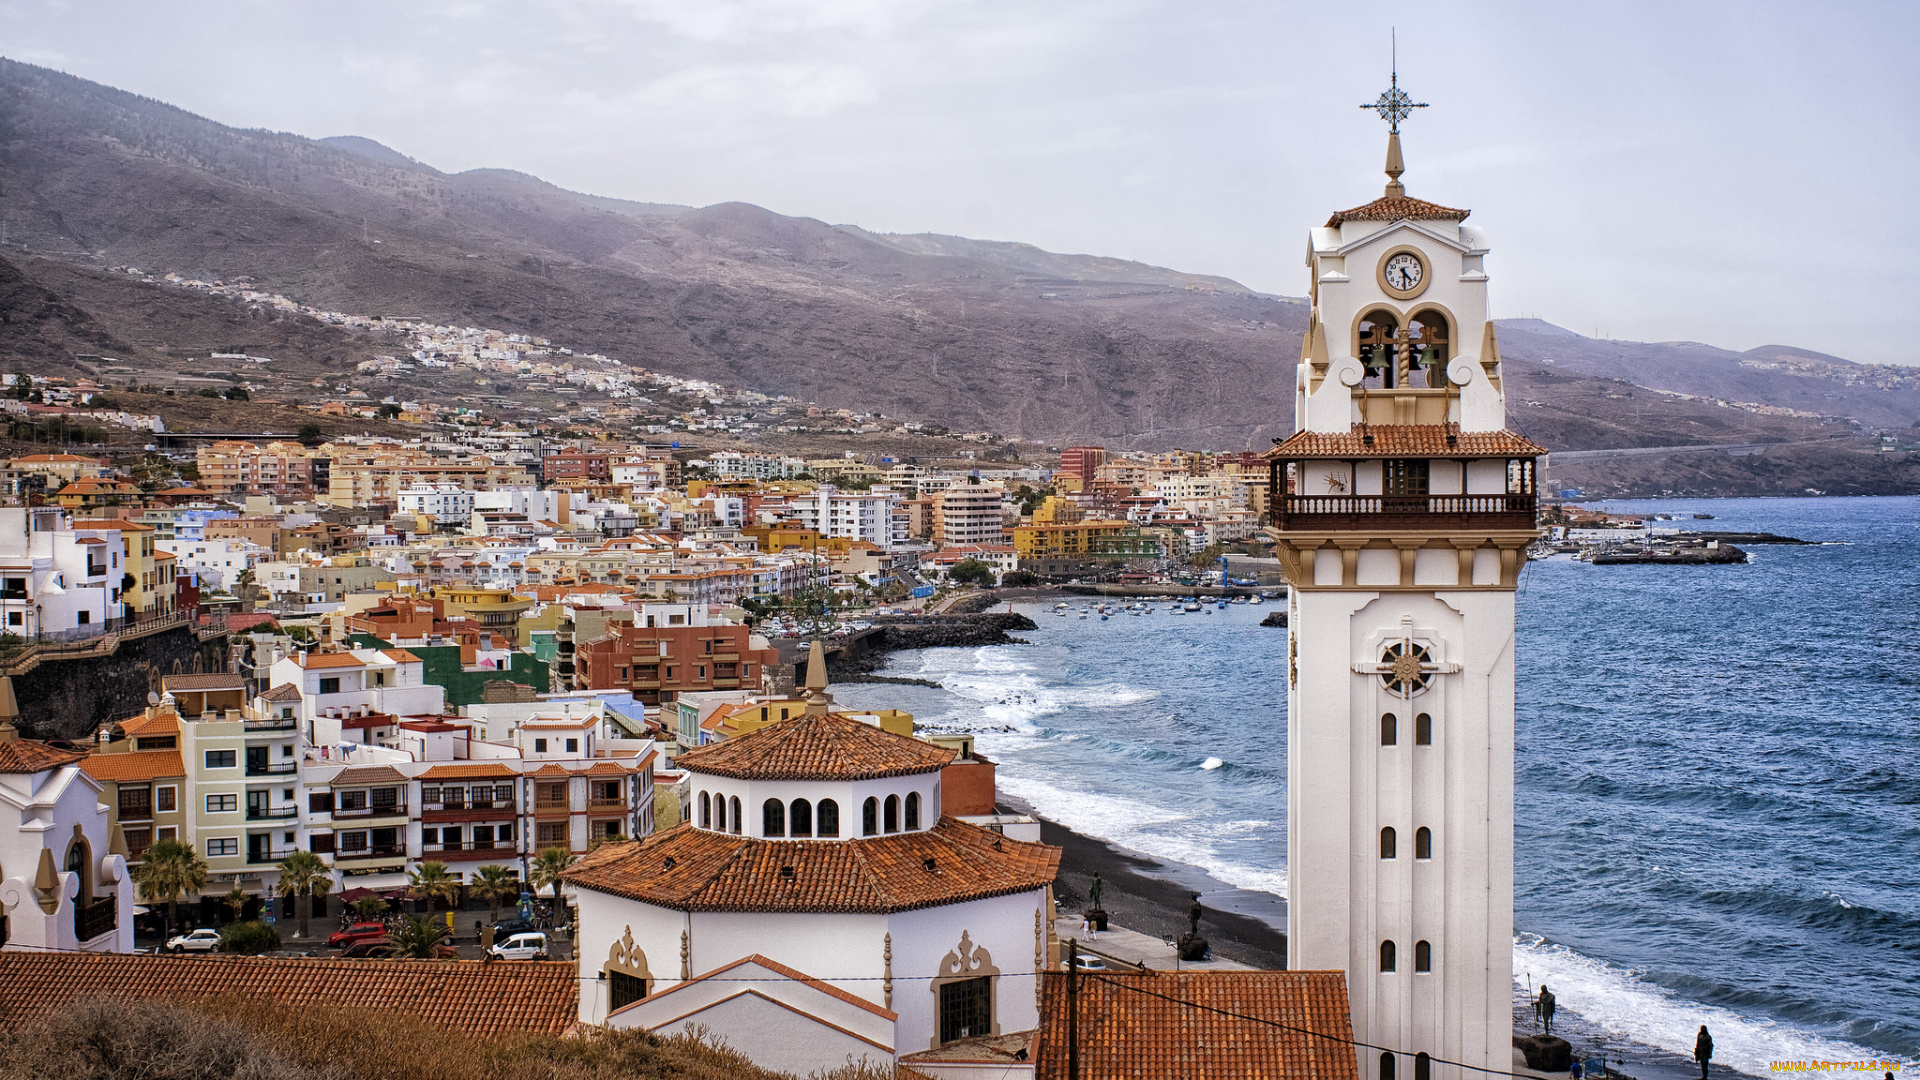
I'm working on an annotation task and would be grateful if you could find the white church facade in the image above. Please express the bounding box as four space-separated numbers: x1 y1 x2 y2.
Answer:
1267 77 1543 1080
565 653 1059 1076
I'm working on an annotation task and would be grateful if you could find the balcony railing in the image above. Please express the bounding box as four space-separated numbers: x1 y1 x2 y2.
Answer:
246 805 299 821
244 716 298 731
247 847 296 865
334 846 406 862
334 804 407 818
246 760 298 776
1272 493 1537 531
74 896 117 941
587 797 627 811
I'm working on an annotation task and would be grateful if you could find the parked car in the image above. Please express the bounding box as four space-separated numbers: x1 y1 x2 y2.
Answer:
488 918 536 938
337 937 392 959
165 928 221 954
488 932 550 961
1067 953 1107 972
328 921 390 948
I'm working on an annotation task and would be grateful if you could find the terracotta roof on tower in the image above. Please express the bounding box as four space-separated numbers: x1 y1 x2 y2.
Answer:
1264 426 1546 460
0 953 577 1037
1325 194 1469 228
0 738 91 774
677 712 954 781
564 819 1060 913
1035 969 1357 1080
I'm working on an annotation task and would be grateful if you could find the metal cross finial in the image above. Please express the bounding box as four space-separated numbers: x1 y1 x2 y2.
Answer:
1360 41 1427 135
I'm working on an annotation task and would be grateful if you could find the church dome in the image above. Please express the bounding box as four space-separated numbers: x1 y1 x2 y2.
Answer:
678 711 954 782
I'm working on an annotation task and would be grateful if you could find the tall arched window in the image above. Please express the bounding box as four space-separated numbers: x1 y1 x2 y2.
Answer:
1381 1053 1397 1080
884 794 900 833
66 838 91 898
1415 827 1432 860
1414 1053 1431 1080
1379 940 1396 972
1357 310 1403 388
1380 827 1397 859
729 796 741 834
699 792 711 829
1414 939 1432 972
1415 713 1432 745
904 792 921 830
817 799 839 837
1407 310 1450 388
790 799 813 838
1380 713 1398 745
863 797 879 836
762 799 785 837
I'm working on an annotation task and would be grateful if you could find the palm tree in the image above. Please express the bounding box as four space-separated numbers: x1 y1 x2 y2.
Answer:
527 847 575 930
378 914 452 960
470 865 519 924
408 860 462 913
274 850 333 940
349 896 389 922
132 838 208 936
221 886 249 923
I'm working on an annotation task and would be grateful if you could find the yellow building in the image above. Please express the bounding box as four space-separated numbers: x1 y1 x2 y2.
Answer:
433 586 536 645
1031 496 1084 525
1012 520 1136 558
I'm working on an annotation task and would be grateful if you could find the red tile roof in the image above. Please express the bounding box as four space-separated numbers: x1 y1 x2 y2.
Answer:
299 652 366 669
564 819 1059 914
0 953 577 1037
328 765 409 786
1325 194 1469 227
121 711 180 738
80 750 185 783
0 737 91 774
259 683 303 702
678 712 954 782
421 762 517 780
1264 425 1546 460
1036 969 1357 1080
161 673 246 692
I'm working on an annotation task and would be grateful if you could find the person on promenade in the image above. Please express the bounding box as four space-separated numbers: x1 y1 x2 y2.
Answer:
1694 1025 1713 1080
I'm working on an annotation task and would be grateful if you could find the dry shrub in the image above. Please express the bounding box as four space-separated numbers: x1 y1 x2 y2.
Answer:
0 998 341 1080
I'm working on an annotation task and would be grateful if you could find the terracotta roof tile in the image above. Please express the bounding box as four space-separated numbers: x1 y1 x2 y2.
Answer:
300 652 366 668
0 953 576 1037
121 712 180 738
530 762 573 778
161 673 246 692
80 750 185 783
1036 969 1357 1080
1264 425 1546 460
678 712 953 782
1325 194 1469 227
421 762 518 780
328 765 410 786
259 683 303 702
564 819 1059 914
0 737 91 774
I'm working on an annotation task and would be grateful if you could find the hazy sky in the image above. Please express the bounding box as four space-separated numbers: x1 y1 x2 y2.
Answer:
6 1 1917 363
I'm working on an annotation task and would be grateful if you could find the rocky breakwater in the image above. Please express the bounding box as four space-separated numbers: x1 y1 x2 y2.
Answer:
829 612 1038 682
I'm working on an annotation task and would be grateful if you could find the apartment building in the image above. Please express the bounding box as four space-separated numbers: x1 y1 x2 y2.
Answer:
783 484 902 552
574 607 777 706
931 484 1006 547
156 537 265 593
0 506 114 639
1011 520 1163 559
194 441 317 496
266 649 448 743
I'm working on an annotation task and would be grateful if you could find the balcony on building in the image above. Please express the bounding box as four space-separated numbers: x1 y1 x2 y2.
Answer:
1264 426 1545 533
74 895 117 942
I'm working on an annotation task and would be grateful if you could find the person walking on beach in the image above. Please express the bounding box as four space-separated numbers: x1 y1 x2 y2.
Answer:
1693 1025 1713 1080
1536 984 1556 1034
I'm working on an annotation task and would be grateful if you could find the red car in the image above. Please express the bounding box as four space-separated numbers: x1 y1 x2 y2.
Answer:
328 921 389 948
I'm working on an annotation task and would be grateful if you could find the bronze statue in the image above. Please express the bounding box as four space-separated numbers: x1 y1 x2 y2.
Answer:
1188 893 1203 937
1088 873 1103 911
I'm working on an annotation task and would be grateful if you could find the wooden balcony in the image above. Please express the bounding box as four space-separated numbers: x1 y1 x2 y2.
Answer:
1272 494 1537 533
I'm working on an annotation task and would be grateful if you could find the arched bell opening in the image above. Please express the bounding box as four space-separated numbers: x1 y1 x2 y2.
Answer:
1406 309 1451 388
1356 309 1404 389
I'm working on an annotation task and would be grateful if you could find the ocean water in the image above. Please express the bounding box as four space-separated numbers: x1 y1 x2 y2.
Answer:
833 496 1920 1078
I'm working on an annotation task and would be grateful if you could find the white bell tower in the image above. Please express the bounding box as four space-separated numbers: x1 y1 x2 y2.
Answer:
1267 70 1543 1080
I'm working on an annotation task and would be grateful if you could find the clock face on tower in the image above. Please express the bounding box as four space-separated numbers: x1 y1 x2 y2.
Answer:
1376 247 1430 299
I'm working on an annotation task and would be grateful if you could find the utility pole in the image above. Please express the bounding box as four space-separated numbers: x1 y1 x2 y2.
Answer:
1066 937 1080 1080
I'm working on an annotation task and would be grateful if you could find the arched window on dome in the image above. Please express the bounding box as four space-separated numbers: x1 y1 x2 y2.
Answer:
817 799 839 837
1415 826 1432 860
1380 826 1397 859
763 799 785 837
884 794 900 834
729 796 741 835
905 792 921 830
1379 939 1397 972
1414 939 1432 972
790 799 813 838
862 797 879 836
699 792 711 829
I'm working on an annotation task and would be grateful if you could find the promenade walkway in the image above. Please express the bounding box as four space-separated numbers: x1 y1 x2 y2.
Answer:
1052 914 1255 973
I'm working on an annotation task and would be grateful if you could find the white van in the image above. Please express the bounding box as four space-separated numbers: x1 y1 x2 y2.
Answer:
488 931 550 961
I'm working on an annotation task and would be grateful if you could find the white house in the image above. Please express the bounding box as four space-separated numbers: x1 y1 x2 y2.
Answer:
0 678 135 953
0 507 115 640
265 649 447 744
156 537 266 592
564 651 1058 1076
